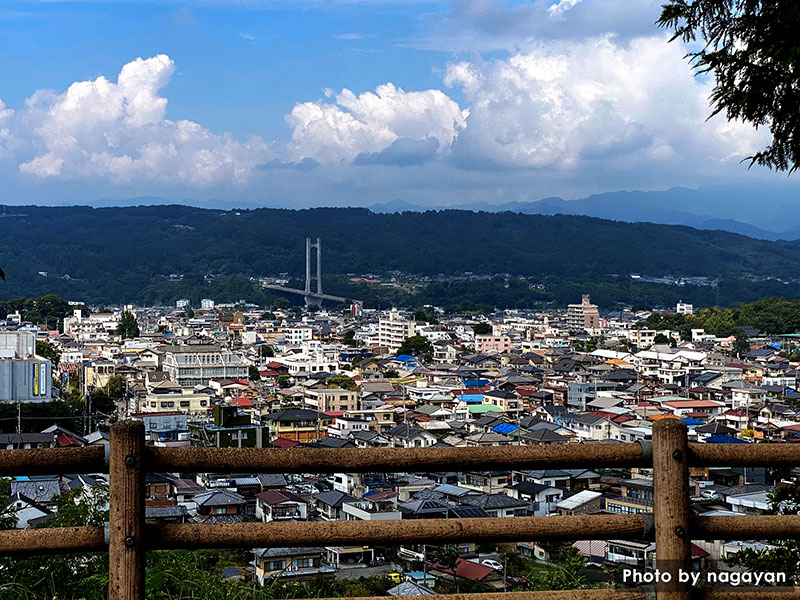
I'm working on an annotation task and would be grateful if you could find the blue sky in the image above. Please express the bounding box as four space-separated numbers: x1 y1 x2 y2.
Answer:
0 0 796 209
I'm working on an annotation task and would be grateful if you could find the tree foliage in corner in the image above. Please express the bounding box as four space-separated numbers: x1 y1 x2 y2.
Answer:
116 310 140 339
726 480 800 583
657 0 800 172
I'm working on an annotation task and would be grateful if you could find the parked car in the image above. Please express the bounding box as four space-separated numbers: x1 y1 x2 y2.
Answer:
388 572 404 584
481 559 503 571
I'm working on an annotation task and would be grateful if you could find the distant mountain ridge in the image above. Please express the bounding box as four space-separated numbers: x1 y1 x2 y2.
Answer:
370 185 800 241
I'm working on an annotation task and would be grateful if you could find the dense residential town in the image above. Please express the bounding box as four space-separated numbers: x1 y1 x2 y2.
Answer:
1 295 799 592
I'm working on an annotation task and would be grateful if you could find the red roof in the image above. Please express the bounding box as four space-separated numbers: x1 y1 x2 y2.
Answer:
259 370 279 377
434 559 495 581
515 386 538 397
231 397 253 407
56 434 83 447
271 438 300 448
367 491 397 501
256 490 305 505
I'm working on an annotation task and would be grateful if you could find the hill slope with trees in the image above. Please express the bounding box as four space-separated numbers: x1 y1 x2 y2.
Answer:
0 205 796 306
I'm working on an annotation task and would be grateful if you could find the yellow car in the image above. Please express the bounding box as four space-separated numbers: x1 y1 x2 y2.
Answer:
388 572 403 584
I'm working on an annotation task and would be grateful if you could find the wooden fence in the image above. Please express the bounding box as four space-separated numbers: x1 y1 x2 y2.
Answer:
1 419 799 599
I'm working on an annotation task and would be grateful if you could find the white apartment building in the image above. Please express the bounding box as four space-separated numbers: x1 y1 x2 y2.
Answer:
273 342 339 377
378 309 416 352
63 309 122 341
163 344 248 387
200 299 215 310
676 301 694 315
283 325 314 346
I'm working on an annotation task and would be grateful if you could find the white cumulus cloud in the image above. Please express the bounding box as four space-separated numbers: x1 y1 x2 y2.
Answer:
15 54 272 185
443 35 769 173
285 83 468 163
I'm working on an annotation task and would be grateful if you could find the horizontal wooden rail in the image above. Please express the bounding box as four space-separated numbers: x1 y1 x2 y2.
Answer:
689 443 800 467
4 441 800 477
0 515 647 555
148 514 648 550
297 592 648 600
693 515 800 540
0 526 106 555
695 591 800 600
145 443 651 473
0 445 106 476
6 514 800 557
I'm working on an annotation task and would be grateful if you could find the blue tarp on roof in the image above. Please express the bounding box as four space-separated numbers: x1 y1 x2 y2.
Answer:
493 423 519 435
705 435 748 444
681 417 704 425
460 394 484 403
463 379 490 387
394 354 415 362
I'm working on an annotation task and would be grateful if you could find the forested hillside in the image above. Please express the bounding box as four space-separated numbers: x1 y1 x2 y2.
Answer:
0 205 797 307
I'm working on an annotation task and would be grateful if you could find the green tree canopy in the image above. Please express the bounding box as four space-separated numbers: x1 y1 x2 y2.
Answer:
397 335 434 358
116 310 140 339
326 374 358 391
35 340 60 367
413 306 438 324
472 322 492 335
658 0 800 171
726 480 800 583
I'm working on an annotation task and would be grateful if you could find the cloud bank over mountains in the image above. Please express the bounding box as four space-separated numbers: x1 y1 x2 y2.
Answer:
0 9 785 204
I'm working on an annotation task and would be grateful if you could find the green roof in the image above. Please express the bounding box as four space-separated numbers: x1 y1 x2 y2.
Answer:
468 405 504 414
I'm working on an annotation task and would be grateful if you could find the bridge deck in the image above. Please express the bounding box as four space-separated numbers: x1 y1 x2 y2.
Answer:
261 283 349 303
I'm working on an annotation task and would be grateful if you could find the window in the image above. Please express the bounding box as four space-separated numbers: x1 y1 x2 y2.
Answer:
214 507 227 514
267 560 286 571
180 401 190 407
293 558 314 568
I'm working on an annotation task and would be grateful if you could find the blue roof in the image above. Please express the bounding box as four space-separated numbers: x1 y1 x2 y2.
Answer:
462 395 484 404
493 423 519 435
463 379 490 387
395 354 415 362
705 435 749 444
681 417 704 425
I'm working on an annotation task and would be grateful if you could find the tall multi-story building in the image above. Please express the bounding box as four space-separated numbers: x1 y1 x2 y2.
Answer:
163 343 248 387
566 295 600 332
676 301 694 315
0 331 52 403
200 299 215 310
378 309 415 353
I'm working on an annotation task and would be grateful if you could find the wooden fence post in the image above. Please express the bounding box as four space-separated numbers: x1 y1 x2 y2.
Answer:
109 420 145 600
653 418 691 600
